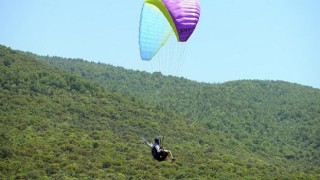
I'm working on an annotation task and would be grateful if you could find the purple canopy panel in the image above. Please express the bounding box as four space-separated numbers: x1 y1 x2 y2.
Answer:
162 0 201 42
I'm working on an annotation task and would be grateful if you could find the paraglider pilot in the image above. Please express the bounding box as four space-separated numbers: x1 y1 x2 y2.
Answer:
144 137 176 162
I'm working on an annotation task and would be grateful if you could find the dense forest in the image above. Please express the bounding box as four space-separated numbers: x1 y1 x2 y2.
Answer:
39 53 320 173
1 45 319 179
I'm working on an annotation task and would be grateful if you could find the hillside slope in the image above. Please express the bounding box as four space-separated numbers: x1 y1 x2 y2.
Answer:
38 53 320 176
0 45 319 179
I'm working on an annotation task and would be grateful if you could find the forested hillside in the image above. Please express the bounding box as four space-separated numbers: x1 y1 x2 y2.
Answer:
0 45 319 179
39 53 320 176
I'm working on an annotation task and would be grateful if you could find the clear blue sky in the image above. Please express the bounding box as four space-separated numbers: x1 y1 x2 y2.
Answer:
1 0 319 88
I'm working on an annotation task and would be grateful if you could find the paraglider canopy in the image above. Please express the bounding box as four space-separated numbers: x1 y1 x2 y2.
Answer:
139 0 201 60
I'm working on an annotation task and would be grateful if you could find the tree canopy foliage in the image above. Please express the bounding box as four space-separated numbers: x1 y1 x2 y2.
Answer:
1 45 319 179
